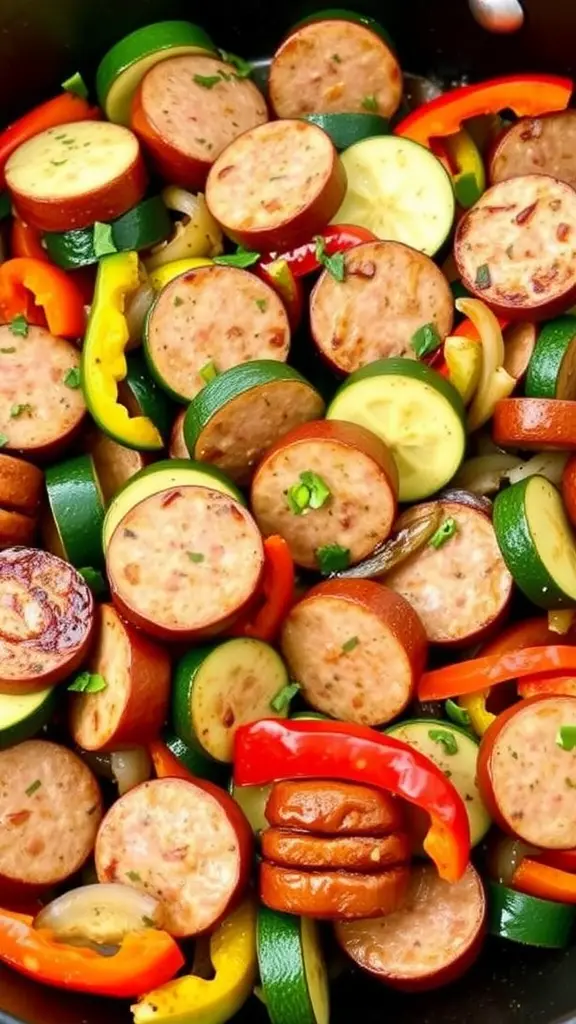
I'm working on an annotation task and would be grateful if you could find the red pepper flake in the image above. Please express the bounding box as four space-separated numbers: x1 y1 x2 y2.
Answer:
349 261 376 279
217 165 235 179
515 202 538 226
160 490 182 508
557 223 571 242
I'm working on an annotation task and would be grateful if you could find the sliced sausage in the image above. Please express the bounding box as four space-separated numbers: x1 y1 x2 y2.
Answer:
132 54 268 189
0 325 86 460
261 829 411 871
205 119 346 252
83 428 146 504
336 863 486 991
280 579 427 726
385 500 513 646
454 174 576 320
146 267 290 402
251 420 398 569
95 777 252 936
265 780 405 835
5 122 147 232
0 510 36 549
490 111 576 190
169 410 188 459
0 548 95 694
478 695 576 849
0 454 43 514
269 19 402 118
310 241 454 373
260 862 410 919
107 485 264 641
0 740 102 891
69 604 170 752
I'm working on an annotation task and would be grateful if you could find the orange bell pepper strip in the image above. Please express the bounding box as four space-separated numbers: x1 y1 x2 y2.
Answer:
231 535 295 643
0 92 100 187
395 74 573 147
10 219 49 262
512 859 576 904
149 741 195 782
0 907 183 997
418 646 576 701
0 257 86 339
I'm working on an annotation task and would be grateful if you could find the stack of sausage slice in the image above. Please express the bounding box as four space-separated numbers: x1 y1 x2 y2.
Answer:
0 454 43 549
259 779 412 919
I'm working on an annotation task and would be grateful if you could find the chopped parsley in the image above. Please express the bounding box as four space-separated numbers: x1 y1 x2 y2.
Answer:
429 728 459 755
63 366 81 389
316 543 350 575
255 298 267 312
25 779 42 797
187 551 205 563
314 235 345 282
93 221 117 258
410 321 441 359
126 870 142 882
61 71 89 99
214 247 260 269
361 94 378 112
445 699 471 728
173 296 184 307
10 404 32 419
193 74 222 89
199 360 218 384
68 672 108 694
218 49 253 78
287 471 331 515
429 517 458 550
51 159 68 167
556 725 576 751
270 681 301 713
342 636 359 653
454 172 482 209
0 435 8 448
0 347 16 354
9 315 28 337
475 263 491 290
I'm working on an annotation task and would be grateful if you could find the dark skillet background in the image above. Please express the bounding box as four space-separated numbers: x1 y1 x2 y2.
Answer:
0 0 575 1021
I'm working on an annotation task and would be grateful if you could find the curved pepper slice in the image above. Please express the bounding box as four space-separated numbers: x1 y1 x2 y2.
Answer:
231 535 295 644
512 859 576 904
395 74 573 147
255 258 304 332
234 719 470 883
11 219 49 262
0 256 85 338
81 251 163 450
0 907 183 998
148 257 213 291
259 225 377 278
418 646 576 701
0 92 100 188
132 900 257 1024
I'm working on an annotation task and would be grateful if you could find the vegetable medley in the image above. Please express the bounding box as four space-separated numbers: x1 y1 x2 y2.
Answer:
0 9 576 1024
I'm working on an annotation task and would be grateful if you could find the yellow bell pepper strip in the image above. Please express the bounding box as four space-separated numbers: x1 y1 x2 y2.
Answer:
441 129 486 209
132 900 257 1024
148 257 213 291
458 691 495 737
81 252 163 451
443 334 482 405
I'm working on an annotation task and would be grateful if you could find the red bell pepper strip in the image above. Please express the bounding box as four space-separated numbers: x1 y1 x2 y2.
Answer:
255 258 304 331
0 93 100 188
481 617 576 698
259 225 377 279
231 535 295 643
512 859 576 904
537 849 576 874
234 718 470 883
0 907 183 997
0 257 86 339
11 219 49 262
418 646 576 701
395 74 573 148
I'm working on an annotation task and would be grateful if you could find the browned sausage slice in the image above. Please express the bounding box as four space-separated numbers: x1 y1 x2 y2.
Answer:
0 510 36 550
260 861 410 919
0 454 43 515
265 780 405 836
0 740 102 891
335 864 486 990
454 174 576 320
0 548 95 694
95 777 252 937
310 241 454 373
261 828 411 871
490 111 576 190
269 20 402 118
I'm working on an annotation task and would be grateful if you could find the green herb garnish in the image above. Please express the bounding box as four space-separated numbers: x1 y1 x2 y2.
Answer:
270 681 301 713
199 360 218 384
214 247 260 269
361 95 378 112
0 435 8 448
126 870 141 882
316 543 350 575
429 518 458 550
342 636 359 653
68 672 108 694
255 298 267 312
411 321 441 359
193 74 222 89
475 263 491 290
187 551 205 563
314 235 345 282
9 315 28 338
218 50 253 78
428 728 459 755
63 367 81 389
93 221 117 258
10 404 32 419
25 779 42 797
556 725 576 751
142 915 156 928
445 699 471 728
287 471 331 515
61 71 88 99
0 347 16 354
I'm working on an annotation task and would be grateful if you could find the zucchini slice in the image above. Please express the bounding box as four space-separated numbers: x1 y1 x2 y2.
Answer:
386 718 491 846
229 780 272 836
96 20 216 124
184 361 325 486
257 906 330 1024
0 688 57 750
525 315 576 400
172 638 289 763
45 454 105 569
43 197 172 269
488 882 576 948
102 458 243 549
327 358 466 501
493 475 576 608
332 136 455 256
300 113 389 150
162 729 228 787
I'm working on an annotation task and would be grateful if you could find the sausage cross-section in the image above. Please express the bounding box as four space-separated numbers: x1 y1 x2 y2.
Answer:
0 547 95 694
489 111 576 191
0 740 102 891
261 829 411 872
260 861 410 920
265 780 405 836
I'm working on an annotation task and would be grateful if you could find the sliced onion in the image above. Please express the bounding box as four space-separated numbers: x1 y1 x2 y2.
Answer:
453 454 524 495
457 297 516 432
111 747 152 795
125 272 155 347
145 188 224 269
507 452 568 486
437 488 493 517
34 884 163 944
335 506 442 579
486 836 540 886
548 609 576 635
